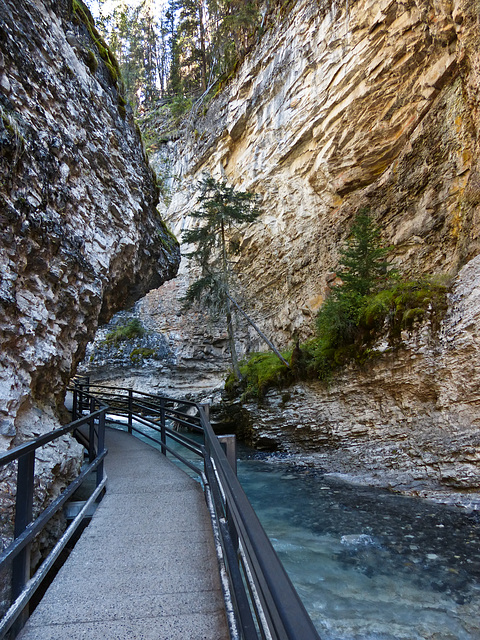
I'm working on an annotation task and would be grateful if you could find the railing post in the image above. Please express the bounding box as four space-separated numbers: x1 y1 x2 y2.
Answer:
218 435 237 475
160 397 166 455
88 396 96 462
96 409 106 494
72 386 78 421
201 402 210 423
79 384 87 415
11 450 35 627
128 389 133 435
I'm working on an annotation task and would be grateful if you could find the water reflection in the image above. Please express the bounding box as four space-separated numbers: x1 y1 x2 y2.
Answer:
238 454 480 640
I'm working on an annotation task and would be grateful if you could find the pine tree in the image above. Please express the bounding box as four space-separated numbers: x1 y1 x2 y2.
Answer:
337 208 391 297
95 0 163 111
183 176 261 379
316 208 393 350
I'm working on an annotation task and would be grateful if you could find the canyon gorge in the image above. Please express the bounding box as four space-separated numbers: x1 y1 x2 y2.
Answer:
1 0 480 551
87 0 480 506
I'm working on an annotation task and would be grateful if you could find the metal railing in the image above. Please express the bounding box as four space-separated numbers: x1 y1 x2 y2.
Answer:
76 382 321 640
0 395 107 639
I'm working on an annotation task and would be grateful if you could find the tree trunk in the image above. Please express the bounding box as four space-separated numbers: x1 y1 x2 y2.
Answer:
226 299 242 380
221 219 242 380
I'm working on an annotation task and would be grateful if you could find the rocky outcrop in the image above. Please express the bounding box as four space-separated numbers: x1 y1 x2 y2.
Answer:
230 255 480 507
0 0 180 579
157 0 480 501
80 267 248 403
0 0 180 450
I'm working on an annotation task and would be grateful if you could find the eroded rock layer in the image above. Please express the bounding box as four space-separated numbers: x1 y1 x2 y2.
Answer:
0 0 180 445
163 0 480 501
170 0 480 342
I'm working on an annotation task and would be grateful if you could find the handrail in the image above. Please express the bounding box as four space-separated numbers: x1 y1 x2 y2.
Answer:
0 395 108 639
80 382 321 640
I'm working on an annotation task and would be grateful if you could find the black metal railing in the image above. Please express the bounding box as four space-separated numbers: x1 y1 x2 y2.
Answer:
77 382 321 640
0 395 107 639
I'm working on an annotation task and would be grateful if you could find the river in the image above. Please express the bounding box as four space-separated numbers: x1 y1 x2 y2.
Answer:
129 418 480 639
237 451 480 640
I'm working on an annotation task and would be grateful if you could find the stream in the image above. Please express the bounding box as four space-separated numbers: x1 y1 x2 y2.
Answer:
129 417 480 639
237 451 480 640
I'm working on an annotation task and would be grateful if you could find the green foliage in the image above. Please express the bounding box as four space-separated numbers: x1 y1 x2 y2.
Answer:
170 94 193 118
104 319 146 345
312 276 449 380
130 348 157 363
225 351 292 399
337 208 394 297
359 278 449 339
228 210 450 397
182 175 261 308
168 0 262 99
183 175 261 379
158 218 179 251
313 208 395 375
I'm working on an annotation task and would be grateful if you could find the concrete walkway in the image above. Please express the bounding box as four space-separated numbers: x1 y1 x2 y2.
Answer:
18 428 229 640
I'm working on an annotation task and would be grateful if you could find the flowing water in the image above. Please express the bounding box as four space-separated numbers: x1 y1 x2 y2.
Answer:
237 452 480 640
125 420 480 639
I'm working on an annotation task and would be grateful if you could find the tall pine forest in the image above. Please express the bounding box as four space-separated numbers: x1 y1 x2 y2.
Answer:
92 0 276 120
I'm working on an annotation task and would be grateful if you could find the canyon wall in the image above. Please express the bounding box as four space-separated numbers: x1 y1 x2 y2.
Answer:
169 0 480 341
234 255 480 507
161 0 480 501
0 0 180 555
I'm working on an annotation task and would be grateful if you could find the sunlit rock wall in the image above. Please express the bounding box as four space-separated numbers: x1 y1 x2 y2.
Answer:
163 0 480 500
170 0 480 343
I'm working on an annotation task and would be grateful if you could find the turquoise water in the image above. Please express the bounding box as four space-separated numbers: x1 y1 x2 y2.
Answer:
121 421 480 638
237 454 480 640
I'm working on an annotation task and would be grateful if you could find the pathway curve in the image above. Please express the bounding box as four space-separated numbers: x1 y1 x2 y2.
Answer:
18 428 229 640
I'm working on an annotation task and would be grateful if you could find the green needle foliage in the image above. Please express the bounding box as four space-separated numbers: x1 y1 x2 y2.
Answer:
336 208 393 297
229 208 449 399
314 208 395 370
183 175 261 379
315 209 396 349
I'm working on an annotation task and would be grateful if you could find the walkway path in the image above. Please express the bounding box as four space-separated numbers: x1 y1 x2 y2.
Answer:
18 428 229 640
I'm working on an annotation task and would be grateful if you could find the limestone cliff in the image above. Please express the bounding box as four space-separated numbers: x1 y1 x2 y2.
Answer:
160 0 480 502
171 0 480 339
0 0 180 520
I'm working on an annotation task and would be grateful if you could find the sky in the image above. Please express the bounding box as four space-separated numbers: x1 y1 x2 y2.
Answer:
86 0 167 19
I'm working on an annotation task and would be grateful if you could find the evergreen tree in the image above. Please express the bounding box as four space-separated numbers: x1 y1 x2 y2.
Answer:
183 176 261 379
94 0 165 111
91 0 264 111
316 209 393 350
337 208 391 297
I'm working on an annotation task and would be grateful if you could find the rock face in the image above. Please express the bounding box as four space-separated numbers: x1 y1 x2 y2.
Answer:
160 0 480 501
236 256 480 507
0 0 180 451
0 0 180 585
170 0 480 344
80 265 247 404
